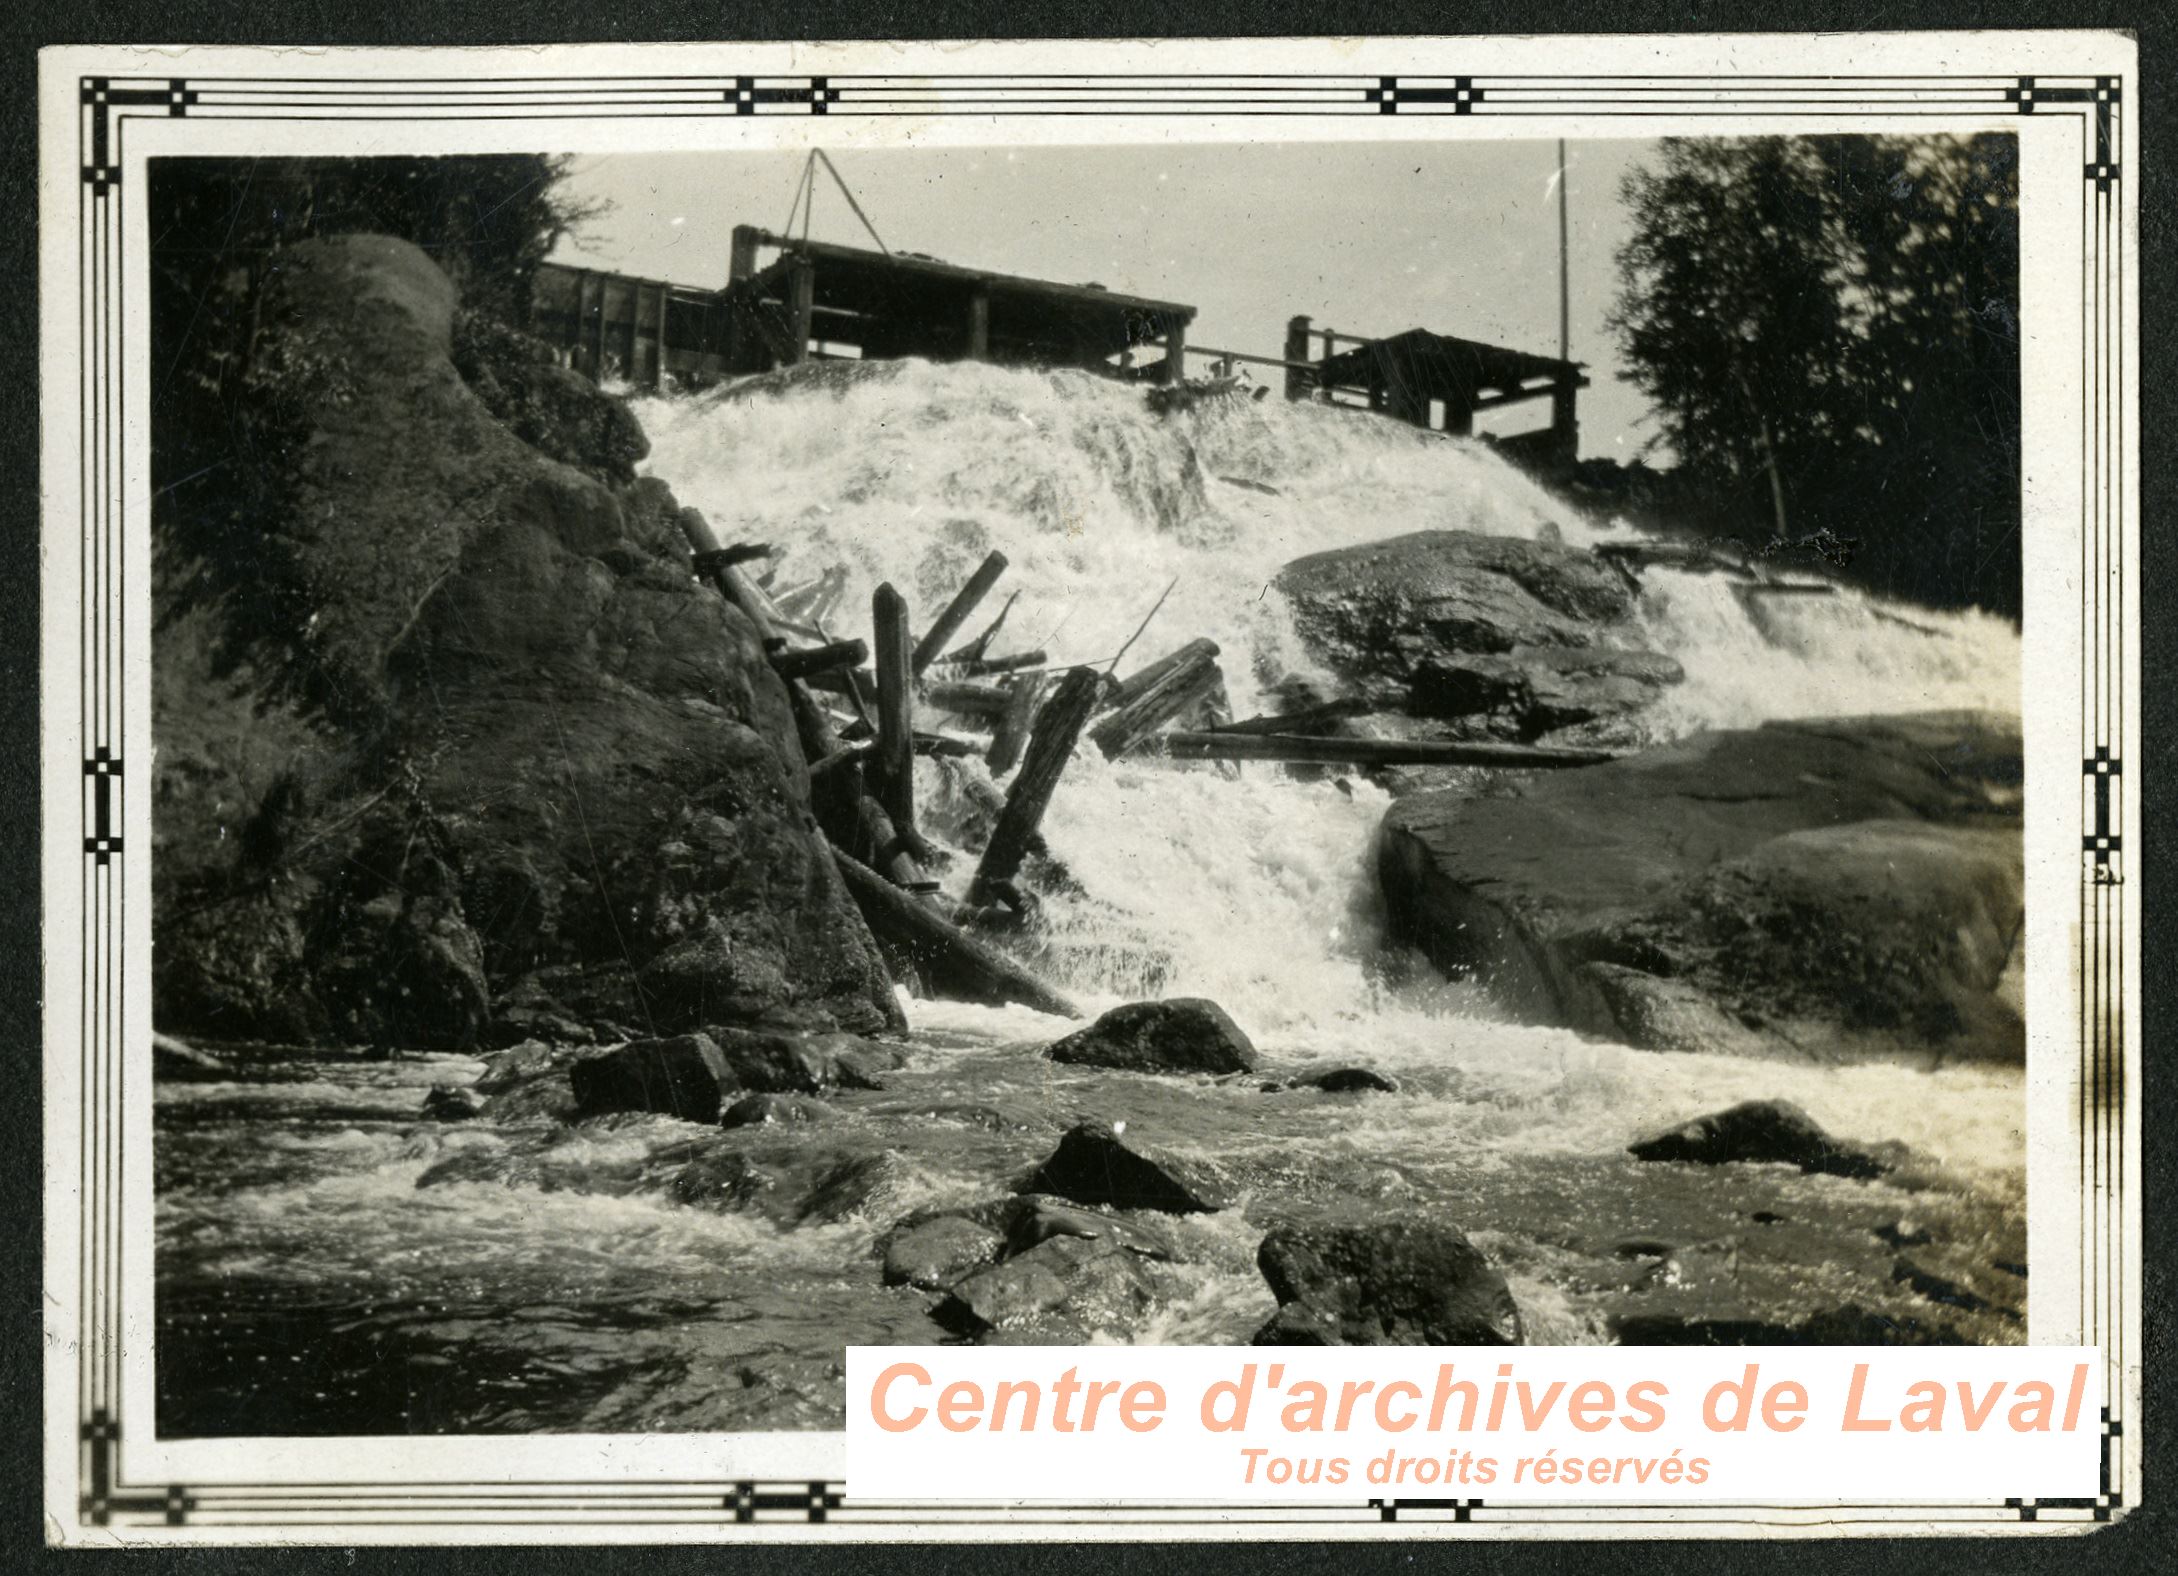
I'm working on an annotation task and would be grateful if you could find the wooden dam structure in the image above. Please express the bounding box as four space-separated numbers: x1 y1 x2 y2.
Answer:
526 228 1586 471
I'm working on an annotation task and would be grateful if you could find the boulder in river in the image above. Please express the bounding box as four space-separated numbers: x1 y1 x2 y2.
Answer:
567 1033 732 1124
707 1026 908 1093
882 1216 1006 1290
1378 711 2025 1066
1275 529 1681 739
1045 998 1257 1075
1021 1121 1233 1214
1252 1220 1523 1346
1628 1100 1891 1180
937 1233 1157 1336
421 1084 487 1122
721 1092 834 1129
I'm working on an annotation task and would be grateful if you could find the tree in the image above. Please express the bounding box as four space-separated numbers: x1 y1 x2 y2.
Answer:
1609 135 2021 617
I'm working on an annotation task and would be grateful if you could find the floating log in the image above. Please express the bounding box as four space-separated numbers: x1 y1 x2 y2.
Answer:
986 674 1046 776
1089 643 1223 759
974 666 1102 906
834 848 1081 1019
873 584 918 849
691 542 774 576
1106 636 1221 711
855 793 929 889
939 647 1048 678
1212 697 1372 736
925 679 1015 719
771 637 869 682
808 739 875 780
1143 731 1618 770
914 731 981 759
912 550 1010 677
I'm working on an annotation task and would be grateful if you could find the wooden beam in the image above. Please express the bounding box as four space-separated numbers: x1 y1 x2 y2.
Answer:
834 848 1081 1019
1143 731 1617 770
925 679 1014 718
771 638 869 682
911 550 1009 676
1106 636 1220 711
1090 643 1222 758
986 674 1045 776
974 666 1101 906
872 584 917 848
1212 697 1371 736
786 257 816 364
941 647 1047 678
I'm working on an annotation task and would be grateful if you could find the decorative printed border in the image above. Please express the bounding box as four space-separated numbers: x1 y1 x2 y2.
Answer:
48 48 2136 1539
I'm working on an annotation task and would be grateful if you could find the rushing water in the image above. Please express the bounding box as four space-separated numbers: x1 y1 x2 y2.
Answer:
158 360 2027 1436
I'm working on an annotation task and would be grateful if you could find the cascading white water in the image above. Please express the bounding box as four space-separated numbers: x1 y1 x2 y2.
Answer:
635 358 2027 1171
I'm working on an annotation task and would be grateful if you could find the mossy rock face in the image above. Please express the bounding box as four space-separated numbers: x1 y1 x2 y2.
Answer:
152 235 898 1050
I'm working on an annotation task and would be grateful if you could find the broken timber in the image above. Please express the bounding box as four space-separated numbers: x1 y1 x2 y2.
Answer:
834 848 1081 1019
1212 697 1370 736
771 637 868 682
871 583 922 856
973 666 1102 907
911 550 1009 677
1089 639 1223 759
1144 731 1618 770
986 674 1045 775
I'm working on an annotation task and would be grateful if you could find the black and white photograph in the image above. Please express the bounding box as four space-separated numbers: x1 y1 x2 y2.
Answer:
148 131 2029 1436
38 31 2139 1543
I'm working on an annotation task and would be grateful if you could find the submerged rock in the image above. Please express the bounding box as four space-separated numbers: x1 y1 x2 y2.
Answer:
707 1026 908 1093
568 1033 732 1124
1252 1220 1523 1346
1378 712 2025 1065
1045 999 1257 1075
936 1234 1157 1336
1301 1067 1400 1094
882 1217 1005 1290
668 1149 776 1212
421 1084 487 1122
721 1092 834 1129
1613 1303 1967 1346
1021 1121 1232 1215
1628 1100 1890 1180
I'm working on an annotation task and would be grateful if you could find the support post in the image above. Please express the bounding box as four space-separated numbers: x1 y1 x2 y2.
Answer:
973 667 1102 906
1550 379 1580 470
966 288 991 361
729 225 762 284
986 674 1046 776
786 256 816 364
1284 315 1313 401
911 550 1009 676
872 583 917 849
653 284 672 389
1160 317 1187 385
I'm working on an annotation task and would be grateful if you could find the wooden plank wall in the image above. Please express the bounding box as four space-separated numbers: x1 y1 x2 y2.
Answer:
528 261 731 389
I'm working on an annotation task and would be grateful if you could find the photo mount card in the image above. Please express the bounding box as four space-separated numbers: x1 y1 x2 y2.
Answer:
37 30 2139 1544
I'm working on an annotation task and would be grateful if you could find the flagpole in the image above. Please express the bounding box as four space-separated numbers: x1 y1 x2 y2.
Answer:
1557 139 1571 363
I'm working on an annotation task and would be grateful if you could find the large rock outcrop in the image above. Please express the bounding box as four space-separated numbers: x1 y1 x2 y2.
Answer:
1377 712 2024 1066
153 235 898 1049
1274 530 1683 741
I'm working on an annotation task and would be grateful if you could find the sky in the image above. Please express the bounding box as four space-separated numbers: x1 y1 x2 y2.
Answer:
548 138 1663 460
